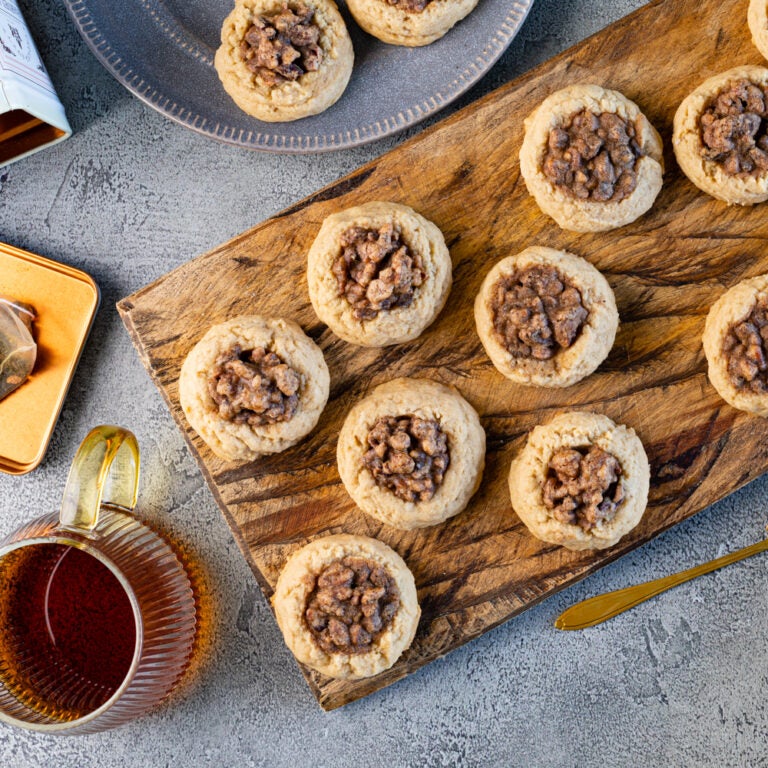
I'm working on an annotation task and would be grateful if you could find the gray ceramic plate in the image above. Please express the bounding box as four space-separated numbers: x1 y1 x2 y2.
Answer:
63 0 534 153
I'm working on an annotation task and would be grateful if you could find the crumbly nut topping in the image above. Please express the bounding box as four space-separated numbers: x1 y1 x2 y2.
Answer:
542 109 645 202
304 556 400 655
332 224 427 321
383 0 432 11
208 345 301 425
491 265 588 361
239 3 322 87
723 293 768 393
699 79 768 177
363 415 450 503
542 446 625 531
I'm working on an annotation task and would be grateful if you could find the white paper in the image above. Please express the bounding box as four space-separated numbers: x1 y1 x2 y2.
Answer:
0 0 71 165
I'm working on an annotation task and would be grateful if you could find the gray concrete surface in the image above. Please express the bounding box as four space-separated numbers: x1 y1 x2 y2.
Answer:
1 0 767 765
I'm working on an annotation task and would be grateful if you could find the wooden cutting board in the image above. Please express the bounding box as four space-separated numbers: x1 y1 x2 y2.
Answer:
118 0 768 710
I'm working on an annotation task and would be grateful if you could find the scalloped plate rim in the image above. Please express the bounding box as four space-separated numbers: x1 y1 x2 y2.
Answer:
62 0 535 153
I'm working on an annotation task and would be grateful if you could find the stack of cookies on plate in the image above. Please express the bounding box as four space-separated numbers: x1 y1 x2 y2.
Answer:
214 0 482 122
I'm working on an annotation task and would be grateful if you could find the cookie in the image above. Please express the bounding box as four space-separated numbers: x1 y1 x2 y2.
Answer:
179 315 329 461
214 0 354 122
508 411 650 551
474 246 619 388
272 534 420 680
337 377 485 530
307 201 452 347
673 65 768 206
703 273 768 417
749 0 768 62
519 84 664 232
345 0 479 47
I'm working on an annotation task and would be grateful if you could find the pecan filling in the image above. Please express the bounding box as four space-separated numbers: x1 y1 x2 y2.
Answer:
331 224 427 321
542 446 625 531
384 0 433 11
491 265 588 361
723 294 768 393
208 345 301 426
542 109 645 202
304 557 400 655
699 79 768 177
363 416 450 503
239 3 322 87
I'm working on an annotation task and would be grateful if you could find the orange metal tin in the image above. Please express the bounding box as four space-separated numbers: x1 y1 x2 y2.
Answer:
0 242 99 474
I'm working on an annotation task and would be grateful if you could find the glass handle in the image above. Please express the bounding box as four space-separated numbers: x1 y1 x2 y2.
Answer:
59 425 140 532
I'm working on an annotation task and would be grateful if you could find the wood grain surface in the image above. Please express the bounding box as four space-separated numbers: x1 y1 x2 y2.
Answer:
118 0 768 710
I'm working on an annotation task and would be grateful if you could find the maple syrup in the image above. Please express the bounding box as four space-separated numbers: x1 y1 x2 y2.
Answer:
0 543 136 721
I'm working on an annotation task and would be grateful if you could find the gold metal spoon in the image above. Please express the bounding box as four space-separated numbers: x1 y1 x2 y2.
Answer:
555 536 768 630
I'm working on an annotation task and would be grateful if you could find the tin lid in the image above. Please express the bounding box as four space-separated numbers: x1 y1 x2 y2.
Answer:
0 242 99 474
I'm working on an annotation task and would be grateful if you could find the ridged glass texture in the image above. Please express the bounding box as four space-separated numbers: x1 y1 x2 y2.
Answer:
0 507 197 734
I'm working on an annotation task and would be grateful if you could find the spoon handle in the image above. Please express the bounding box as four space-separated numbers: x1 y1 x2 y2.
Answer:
555 537 768 630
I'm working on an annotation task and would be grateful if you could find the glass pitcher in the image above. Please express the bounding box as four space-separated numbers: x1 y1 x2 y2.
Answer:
0 425 197 734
